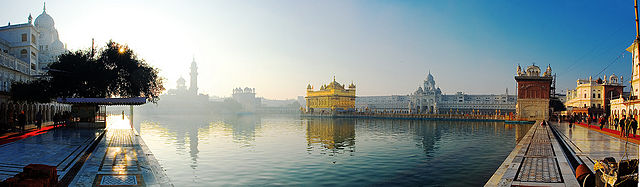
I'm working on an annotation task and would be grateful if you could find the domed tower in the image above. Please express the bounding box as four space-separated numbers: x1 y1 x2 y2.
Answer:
177 76 187 90
189 57 198 95
35 3 66 71
424 71 436 91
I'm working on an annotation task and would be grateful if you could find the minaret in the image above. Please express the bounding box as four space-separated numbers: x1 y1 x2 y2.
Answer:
189 57 198 95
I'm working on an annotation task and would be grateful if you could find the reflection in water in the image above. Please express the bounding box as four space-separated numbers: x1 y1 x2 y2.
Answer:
138 114 532 186
306 118 356 155
504 123 534 143
222 115 260 146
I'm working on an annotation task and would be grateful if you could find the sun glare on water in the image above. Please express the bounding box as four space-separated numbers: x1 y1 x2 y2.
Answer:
107 115 132 129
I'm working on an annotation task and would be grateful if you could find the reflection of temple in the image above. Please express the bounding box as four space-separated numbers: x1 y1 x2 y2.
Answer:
137 115 213 170
222 115 260 144
306 118 356 153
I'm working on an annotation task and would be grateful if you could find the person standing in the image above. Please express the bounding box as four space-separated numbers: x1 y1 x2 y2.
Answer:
614 115 619 130
35 111 42 130
599 116 605 130
620 115 627 137
18 111 26 132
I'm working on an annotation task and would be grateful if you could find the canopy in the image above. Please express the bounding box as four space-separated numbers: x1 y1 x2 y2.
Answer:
56 97 147 105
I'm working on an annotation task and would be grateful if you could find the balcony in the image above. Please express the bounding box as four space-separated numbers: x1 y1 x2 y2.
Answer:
0 52 31 75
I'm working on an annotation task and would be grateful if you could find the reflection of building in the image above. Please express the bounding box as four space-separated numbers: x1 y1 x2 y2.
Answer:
515 64 553 120
305 77 356 113
232 87 261 113
566 75 623 117
306 118 355 151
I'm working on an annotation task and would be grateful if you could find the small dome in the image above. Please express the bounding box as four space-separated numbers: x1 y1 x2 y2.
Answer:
349 83 356 89
177 77 186 84
307 84 312 89
526 64 541 76
427 73 434 81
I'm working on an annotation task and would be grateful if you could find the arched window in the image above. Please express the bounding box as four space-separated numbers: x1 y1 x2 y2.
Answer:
20 49 27 58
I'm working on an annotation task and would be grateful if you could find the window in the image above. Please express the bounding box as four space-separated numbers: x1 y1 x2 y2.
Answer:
592 94 595 98
31 52 36 57
31 34 36 44
584 94 587 98
21 34 27 42
20 49 27 58
598 94 601 98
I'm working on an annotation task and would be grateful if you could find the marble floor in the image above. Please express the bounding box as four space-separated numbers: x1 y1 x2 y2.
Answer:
0 127 103 181
552 122 639 170
69 127 171 187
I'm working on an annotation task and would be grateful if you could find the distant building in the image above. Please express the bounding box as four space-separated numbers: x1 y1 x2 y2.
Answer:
356 95 410 113
409 72 441 114
355 72 516 115
515 64 553 120
189 57 198 95
305 77 356 113
232 87 261 112
439 91 516 115
565 74 623 117
146 58 209 115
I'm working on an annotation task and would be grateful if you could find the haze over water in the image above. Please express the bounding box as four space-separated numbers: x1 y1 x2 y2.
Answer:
133 114 532 186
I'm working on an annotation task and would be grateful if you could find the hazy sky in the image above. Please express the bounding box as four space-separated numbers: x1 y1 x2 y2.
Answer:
1 1 637 99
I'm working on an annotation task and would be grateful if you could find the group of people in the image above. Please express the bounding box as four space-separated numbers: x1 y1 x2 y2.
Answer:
611 115 638 138
3 111 72 132
52 111 72 128
564 113 639 137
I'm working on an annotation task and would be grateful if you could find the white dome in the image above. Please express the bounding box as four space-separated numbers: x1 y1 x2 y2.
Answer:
35 10 54 29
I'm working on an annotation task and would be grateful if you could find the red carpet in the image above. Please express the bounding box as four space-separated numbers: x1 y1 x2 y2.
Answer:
0 125 59 145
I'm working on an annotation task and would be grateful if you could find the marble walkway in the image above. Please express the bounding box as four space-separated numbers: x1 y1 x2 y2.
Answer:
485 121 579 187
552 122 639 171
69 127 171 187
0 127 104 182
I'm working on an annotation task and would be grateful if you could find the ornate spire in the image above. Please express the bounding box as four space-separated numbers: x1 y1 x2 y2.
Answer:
43 2 46 12
28 14 32 24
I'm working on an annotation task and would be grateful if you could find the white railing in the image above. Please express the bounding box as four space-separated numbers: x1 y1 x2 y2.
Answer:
0 52 31 75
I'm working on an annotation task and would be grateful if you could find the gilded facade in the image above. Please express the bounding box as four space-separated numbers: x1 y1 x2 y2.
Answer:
305 78 356 113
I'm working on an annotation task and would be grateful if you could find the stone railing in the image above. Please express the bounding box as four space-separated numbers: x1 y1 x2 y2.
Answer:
0 52 31 75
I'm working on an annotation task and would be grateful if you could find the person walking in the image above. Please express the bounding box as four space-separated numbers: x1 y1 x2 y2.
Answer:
18 111 26 132
569 115 574 128
631 116 638 138
599 116 605 130
35 111 42 130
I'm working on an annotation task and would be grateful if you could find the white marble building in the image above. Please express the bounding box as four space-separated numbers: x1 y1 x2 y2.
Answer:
356 95 410 113
358 72 517 115
34 4 66 71
409 72 442 114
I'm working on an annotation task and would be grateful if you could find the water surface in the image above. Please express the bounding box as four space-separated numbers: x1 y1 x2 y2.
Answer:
135 114 531 186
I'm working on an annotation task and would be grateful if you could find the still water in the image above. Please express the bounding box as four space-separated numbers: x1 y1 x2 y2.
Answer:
134 114 531 186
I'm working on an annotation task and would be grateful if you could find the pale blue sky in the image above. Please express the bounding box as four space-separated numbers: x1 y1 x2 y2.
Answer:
0 1 636 99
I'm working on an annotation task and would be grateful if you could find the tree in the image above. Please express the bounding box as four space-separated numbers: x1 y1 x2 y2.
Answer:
11 40 165 103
